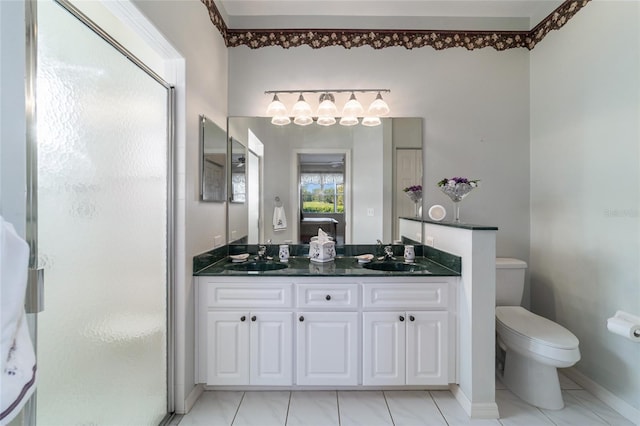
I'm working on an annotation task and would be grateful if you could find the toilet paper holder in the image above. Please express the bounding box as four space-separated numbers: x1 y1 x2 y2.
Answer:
607 310 640 341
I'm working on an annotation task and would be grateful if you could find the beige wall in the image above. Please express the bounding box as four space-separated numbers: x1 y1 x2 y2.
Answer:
228 44 532 303
531 0 639 414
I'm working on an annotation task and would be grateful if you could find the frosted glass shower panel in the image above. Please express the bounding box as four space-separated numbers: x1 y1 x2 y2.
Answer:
36 1 168 424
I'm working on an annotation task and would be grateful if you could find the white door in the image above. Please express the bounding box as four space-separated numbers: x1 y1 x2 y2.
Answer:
250 312 293 385
296 312 358 385
406 312 449 385
362 312 406 386
207 312 250 385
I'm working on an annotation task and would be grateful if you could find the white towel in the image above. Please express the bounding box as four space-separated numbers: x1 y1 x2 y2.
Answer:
1 216 36 425
273 205 287 231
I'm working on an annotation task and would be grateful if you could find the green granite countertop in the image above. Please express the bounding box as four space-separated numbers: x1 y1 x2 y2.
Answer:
400 216 498 231
194 244 460 277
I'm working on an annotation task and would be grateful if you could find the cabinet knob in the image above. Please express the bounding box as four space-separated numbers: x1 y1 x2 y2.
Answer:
409 315 415 322
325 294 331 301
299 316 304 322
240 315 246 322
251 315 257 322
399 315 405 322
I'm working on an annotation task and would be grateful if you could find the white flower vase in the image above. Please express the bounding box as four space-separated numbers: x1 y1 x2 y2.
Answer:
440 183 475 223
406 191 423 218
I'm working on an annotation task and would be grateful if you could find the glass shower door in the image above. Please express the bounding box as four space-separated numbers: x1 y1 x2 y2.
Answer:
35 1 170 424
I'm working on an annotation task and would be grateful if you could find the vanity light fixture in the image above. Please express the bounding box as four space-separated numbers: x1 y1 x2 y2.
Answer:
342 92 364 117
316 93 338 126
291 93 313 126
368 92 390 116
267 93 291 125
362 116 382 127
264 89 390 127
266 93 287 116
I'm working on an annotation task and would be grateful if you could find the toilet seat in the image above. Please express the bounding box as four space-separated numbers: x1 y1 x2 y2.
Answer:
496 306 580 367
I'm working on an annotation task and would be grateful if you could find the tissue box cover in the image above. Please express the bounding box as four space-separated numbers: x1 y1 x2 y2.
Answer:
309 240 336 263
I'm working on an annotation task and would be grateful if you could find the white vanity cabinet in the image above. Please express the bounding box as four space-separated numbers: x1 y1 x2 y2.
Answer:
296 311 359 385
197 276 456 388
206 311 292 385
362 281 453 386
363 311 449 385
295 281 359 385
198 281 294 386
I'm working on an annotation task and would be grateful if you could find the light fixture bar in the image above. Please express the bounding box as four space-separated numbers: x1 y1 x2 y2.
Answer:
265 89 390 95
265 89 391 127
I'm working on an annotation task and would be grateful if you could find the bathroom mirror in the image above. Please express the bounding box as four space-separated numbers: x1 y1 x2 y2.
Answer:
227 117 423 245
200 115 227 202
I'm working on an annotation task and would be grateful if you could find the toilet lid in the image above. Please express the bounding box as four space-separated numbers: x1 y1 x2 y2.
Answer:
496 306 579 349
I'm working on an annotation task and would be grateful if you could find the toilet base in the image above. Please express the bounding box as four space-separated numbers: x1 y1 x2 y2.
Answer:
501 348 564 410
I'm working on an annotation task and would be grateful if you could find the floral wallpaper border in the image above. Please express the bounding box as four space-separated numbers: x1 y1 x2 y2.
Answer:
201 0 590 51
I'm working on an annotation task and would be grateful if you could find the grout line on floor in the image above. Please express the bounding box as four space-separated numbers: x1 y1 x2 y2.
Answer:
537 405 558 426
230 391 245 426
382 391 396 426
428 391 450 426
566 389 620 426
284 391 292 426
336 390 341 426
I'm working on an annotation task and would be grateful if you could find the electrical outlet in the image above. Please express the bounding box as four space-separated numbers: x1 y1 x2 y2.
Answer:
367 208 374 216
214 235 223 247
426 236 435 247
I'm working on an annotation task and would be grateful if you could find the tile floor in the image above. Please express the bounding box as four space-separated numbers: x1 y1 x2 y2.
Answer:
173 373 634 426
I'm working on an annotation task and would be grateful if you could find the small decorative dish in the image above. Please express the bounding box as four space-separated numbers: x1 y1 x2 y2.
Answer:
356 254 374 263
230 253 250 262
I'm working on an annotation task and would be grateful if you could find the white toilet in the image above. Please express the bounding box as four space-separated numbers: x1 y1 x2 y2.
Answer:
495 258 580 410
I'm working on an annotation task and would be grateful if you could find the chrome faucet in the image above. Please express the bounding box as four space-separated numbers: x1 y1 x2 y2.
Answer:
257 245 267 261
383 245 395 261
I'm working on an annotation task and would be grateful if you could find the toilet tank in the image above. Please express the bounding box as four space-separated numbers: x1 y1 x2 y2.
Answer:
496 257 527 306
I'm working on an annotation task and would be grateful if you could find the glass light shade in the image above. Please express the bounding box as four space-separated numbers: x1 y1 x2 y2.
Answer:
317 99 338 117
342 93 364 117
339 116 359 126
317 115 336 126
362 116 381 126
368 92 390 116
266 94 287 116
271 115 291 126
291 94 312 118
294 115 313 126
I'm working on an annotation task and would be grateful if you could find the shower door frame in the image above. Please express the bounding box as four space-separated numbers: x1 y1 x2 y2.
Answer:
24 0 176 423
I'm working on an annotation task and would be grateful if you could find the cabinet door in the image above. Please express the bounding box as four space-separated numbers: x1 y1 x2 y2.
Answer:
296 312 359 386
249 312 293 385
206 311 249 385
406 311 449 385
362 312 406 386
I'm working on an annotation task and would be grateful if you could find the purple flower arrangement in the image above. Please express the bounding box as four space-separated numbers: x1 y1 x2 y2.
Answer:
437 177 480 188
403 185 422 202
437 177 480 222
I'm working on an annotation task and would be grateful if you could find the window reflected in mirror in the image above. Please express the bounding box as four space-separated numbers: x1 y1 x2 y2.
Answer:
299 153 345 244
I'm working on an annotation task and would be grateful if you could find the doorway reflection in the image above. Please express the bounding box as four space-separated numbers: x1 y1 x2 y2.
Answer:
298 153 346 244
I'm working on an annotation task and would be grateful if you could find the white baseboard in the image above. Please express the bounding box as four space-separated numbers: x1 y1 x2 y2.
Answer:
563 367 639 425
450 385 500 419
182 384 204 415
